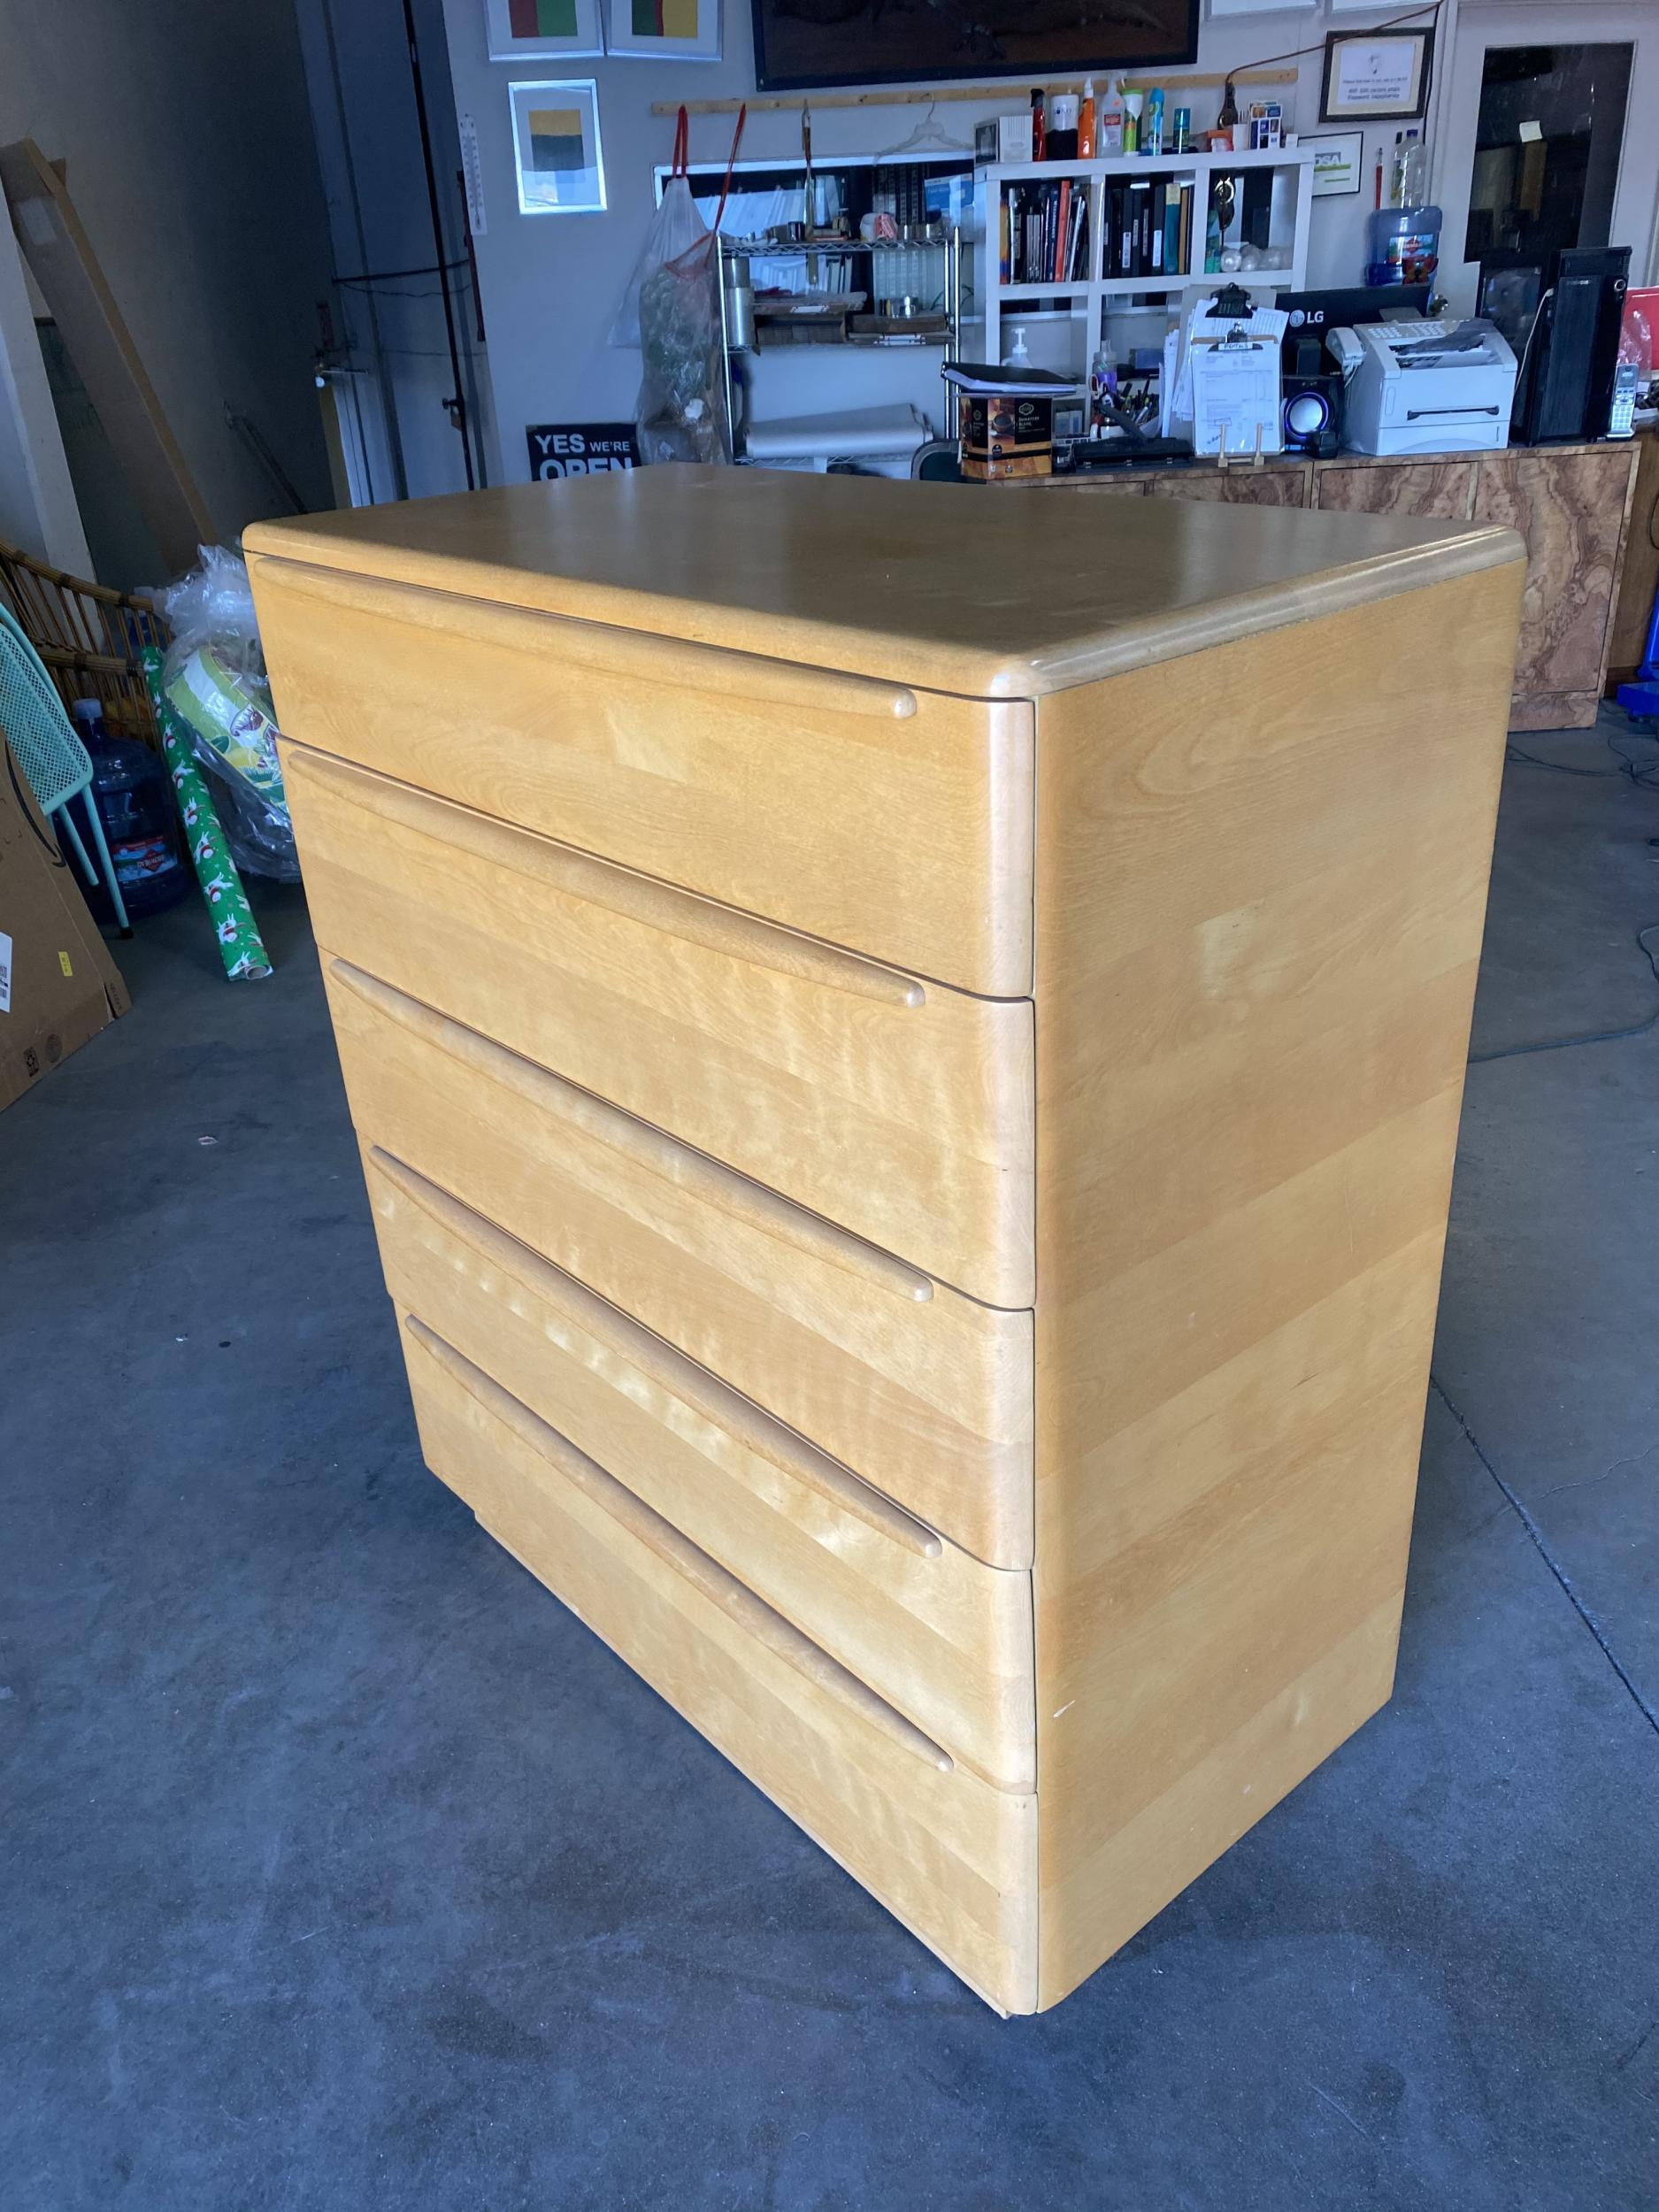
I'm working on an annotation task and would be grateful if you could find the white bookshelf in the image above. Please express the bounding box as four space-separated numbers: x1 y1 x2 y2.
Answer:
978 146 1316 371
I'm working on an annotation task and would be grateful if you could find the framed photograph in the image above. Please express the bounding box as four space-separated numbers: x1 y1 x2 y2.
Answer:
1319 28 1433 122
509 81 606 214
750 0 1195 89
606 0 721 61
1305 129 1364 197
485 0 603 59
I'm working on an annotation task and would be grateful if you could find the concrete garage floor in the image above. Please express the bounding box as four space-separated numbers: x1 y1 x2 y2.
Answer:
4 714 1658 2211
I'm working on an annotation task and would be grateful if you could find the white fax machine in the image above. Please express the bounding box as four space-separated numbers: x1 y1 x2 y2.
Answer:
1327 318 1517 456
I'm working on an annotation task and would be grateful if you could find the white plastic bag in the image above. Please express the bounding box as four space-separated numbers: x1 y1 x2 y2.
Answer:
155 546 299 881
609 106 744 465
610 171 709 351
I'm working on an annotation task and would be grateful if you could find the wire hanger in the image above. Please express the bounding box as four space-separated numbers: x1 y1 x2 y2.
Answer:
879 98 970 156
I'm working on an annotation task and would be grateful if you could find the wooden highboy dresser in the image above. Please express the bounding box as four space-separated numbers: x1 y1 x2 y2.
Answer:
247 471 1524 2014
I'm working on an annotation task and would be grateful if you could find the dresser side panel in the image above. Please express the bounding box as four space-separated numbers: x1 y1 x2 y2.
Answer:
1031 560 1525 2008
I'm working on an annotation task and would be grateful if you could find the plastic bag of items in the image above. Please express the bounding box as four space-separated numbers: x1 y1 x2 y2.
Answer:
611 104 743 466
155 545 299 881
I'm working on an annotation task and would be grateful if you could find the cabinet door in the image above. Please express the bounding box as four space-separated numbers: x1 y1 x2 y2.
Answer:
1474 447 1636 696
1316 460 1477 520
1148 466 1311 506
1608 430 1659 684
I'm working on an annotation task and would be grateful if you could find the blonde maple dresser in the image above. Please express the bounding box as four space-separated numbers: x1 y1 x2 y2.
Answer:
246 470 1525 2015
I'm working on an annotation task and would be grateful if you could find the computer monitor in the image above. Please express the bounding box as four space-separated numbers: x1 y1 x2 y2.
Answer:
1274 285 1431 373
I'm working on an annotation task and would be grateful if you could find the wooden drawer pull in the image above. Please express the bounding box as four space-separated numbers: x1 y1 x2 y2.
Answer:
292 747 926 1007
329 959 935 1304
406 1317 954 1772
374 1146 941 1558
254 554 920 721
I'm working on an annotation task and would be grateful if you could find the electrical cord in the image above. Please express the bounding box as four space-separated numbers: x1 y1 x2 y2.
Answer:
1471 726 1659 1063
332 258 468 285
1469 924 1659 1065
1505 732 1659 790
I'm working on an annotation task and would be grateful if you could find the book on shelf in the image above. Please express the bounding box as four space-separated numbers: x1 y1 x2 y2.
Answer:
1103 178 1194 282
1000 181 1090 286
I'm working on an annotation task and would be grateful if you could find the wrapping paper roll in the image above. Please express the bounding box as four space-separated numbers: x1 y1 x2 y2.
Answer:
142 646 272 981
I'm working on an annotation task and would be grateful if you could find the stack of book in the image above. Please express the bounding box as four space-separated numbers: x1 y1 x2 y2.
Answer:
1103 180 1194 282
998 181 1091 287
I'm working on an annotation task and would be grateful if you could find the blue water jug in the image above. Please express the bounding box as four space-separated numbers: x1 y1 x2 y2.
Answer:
71 699 190 922
1365 205 1442 288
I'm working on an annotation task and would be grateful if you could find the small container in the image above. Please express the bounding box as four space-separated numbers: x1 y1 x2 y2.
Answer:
996 111 1034 164
1120 86 1142 154
1143 88 1164 157
1099 78 1124 157
1078 80 1097 158
1172 107 1191 153
1046 93 1079 162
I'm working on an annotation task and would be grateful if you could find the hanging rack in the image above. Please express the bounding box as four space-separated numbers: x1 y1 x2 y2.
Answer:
651 72 1295 119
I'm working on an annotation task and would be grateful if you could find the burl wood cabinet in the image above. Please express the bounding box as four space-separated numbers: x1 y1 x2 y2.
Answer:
248 471 1524 2013
1049 440 1638 729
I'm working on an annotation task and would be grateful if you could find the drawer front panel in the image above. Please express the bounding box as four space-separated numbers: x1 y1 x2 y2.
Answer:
290 746 1035 1307
324 961 1033 1567
251 553 1034 996
403 1320 1040 2013
375 1156 1033 1790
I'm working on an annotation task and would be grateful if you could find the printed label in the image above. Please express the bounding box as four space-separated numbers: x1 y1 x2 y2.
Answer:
111 834 181 887
58 950 73 977
0 932 11 1012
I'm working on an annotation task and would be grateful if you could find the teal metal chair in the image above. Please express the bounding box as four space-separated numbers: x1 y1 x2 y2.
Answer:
0 601 129 932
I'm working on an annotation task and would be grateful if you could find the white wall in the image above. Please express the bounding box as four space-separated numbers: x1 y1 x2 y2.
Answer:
0 0 337 578
439 0 1659 481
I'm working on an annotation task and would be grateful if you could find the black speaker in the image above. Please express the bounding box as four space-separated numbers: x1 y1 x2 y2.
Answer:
1281 373 1342 458
1512 246 1630 444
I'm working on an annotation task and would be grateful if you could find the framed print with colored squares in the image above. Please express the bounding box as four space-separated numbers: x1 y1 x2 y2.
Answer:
605 0 721 61
508 81 607 213
486 0 603 61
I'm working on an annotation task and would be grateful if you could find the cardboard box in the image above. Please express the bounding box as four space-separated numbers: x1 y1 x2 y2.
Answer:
961 391 1056 456
0 741 129 1112
962 447 1053 482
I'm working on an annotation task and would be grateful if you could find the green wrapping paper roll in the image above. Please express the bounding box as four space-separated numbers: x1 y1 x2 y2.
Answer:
141 646 273 980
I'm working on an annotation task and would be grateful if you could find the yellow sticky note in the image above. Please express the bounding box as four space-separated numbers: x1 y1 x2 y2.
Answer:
58 950 73 977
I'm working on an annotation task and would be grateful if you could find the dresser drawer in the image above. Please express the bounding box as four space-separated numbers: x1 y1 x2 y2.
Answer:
290 747 1034 1307
374 1154 1033 1790
251 553 1033 996
403 1317 1039 2012
324 961 1033 1567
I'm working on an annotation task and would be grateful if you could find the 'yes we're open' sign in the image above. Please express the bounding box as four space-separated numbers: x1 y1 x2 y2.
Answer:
527 423 640 479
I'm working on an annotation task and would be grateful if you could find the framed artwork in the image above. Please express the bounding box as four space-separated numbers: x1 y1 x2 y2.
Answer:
509 81 607 214
485 0 603 59
750 0 1194 89
1305 129 1364 197
1319 29 1434 123
606 0 721 61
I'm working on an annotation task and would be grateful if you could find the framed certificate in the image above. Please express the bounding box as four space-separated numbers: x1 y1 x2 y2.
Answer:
1305 129 1364 197
1319 28 1433 122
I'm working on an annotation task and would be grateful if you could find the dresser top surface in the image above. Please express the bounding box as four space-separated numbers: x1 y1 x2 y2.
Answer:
245 468 1522 699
